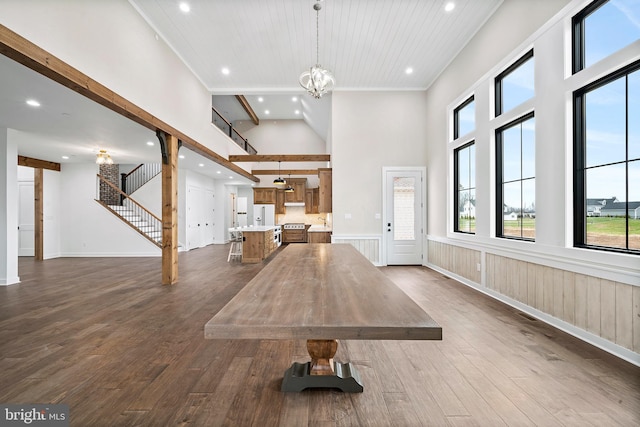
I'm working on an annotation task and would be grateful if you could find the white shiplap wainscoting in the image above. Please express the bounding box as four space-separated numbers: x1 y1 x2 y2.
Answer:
331 235 382 266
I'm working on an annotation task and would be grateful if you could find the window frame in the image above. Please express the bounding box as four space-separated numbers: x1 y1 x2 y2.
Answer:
573 59 640 255
453 95 475 140
495 111 536 241
454 141 476 234
494 49 534 117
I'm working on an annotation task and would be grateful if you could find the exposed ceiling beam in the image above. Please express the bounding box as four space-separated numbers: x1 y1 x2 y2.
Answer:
0 24 258 183
18 155 61 171
252 169 319 176
235 95 259 125
230 154 330 162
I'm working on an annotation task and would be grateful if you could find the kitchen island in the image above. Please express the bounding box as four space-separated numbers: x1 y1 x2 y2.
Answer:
230 225 281 263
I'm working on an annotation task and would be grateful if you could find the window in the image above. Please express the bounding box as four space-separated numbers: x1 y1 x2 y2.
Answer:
574 60 640 254
496 113 535 240
454 96 475 139
495 50 535 116
573 0 640 74
454 142 476 234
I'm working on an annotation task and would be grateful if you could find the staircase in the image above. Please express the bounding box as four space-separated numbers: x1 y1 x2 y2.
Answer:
96 174 164 248
105 203 163 247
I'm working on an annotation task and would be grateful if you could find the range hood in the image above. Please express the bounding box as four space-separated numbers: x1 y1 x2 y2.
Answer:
284 202 305 207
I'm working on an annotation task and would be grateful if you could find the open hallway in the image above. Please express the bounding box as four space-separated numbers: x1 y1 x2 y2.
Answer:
1 245 638 426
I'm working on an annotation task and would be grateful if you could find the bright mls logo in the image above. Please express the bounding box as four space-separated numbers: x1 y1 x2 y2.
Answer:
1 404 68 426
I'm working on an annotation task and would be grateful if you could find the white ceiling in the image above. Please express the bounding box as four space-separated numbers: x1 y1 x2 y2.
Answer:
2 0 503 181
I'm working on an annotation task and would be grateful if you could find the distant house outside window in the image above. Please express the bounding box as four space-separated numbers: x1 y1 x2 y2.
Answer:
495 50 534 117
496 113 535 240
454 142 476 234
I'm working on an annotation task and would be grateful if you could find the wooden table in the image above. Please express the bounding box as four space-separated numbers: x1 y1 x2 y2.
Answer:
204 244 442 392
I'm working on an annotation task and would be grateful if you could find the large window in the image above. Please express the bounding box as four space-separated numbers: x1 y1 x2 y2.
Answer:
454 96 475 139
573 0 640 73
454 142 476 234
495 50 535 116
496 113 535 240
574 61 640 253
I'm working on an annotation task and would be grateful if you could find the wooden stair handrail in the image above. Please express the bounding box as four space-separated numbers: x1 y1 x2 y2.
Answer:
96 174 162 224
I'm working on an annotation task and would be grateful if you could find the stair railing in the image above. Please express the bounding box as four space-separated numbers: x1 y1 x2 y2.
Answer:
121 163 162 203
95 174 163 248
212 106 257 154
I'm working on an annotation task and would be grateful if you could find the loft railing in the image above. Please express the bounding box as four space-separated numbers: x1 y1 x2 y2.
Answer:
121 163 161 200
95 174 163 248
212 107 257 155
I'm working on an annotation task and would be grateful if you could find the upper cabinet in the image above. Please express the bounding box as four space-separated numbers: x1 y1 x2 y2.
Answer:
318 168 332 213
305 188 319 214
275 189 286 214
285 178 307 203
253 187 277 204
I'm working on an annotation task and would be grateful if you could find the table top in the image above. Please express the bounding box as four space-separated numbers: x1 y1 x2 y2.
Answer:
228 225 281 233
205 244 442 341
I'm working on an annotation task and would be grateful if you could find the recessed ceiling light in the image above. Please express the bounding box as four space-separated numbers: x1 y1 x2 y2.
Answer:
405 67 414 75
61 155 69 160
445 2 455 12
146 141 154 146
294 110 300 115
179 2 190 13
257 97 264 102
179 154 185 159
26 99 40 107
265 110 270 115
198 163 204 167
292 96 298 102
221 67 230 75
229 176 233 179
216 170 222 174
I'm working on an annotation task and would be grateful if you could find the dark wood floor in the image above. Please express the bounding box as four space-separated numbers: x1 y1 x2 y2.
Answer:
1 244 638 426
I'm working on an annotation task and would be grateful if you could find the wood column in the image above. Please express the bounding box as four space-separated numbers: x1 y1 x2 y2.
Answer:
34 168 43 261
161 133 179 285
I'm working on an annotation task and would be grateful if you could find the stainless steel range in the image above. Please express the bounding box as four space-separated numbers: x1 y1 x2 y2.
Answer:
282 223 309 243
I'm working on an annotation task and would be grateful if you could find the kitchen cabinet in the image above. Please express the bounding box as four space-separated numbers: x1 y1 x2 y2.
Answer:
253 187 276 204
308 231 331 243
305 188 319 214
318 168 332 213
284 178 307 203
275 189 286 214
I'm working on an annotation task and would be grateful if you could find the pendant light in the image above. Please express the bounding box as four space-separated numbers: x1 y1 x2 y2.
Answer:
284 173 294 192
273 161 286 186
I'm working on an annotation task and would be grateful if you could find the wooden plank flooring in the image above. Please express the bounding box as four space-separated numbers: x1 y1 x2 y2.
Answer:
1 245 638 426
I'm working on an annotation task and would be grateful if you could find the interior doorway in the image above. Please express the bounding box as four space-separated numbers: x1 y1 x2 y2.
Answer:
382 167 425 265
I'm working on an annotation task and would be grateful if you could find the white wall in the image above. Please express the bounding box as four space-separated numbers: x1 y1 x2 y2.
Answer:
236 119 327 188
59 163 160 256
0 0 249 163
331 91 429 235
0 128 19 285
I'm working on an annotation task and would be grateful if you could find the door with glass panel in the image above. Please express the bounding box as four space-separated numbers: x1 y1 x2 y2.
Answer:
384 168 424 265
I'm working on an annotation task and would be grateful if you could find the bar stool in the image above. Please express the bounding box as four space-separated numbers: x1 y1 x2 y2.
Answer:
227 229 243 262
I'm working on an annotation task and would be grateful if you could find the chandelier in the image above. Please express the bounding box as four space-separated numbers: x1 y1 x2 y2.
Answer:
95 149 113 165
299 0 335 99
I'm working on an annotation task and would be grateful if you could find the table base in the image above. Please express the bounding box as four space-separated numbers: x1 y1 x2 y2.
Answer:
281 361 364 393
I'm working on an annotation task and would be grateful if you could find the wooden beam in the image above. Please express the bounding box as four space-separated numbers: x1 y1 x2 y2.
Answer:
230 154 331 162
18 155 60 171
161 132 179 285
34 168 43 261
0 24 258 183
235 95 259 125
252 169 319 176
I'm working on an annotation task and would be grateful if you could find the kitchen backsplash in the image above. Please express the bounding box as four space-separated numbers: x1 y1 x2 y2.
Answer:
276 206 332 227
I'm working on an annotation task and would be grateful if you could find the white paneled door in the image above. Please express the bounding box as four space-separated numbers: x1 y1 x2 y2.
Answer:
18 181 35 256
383 168 425 265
